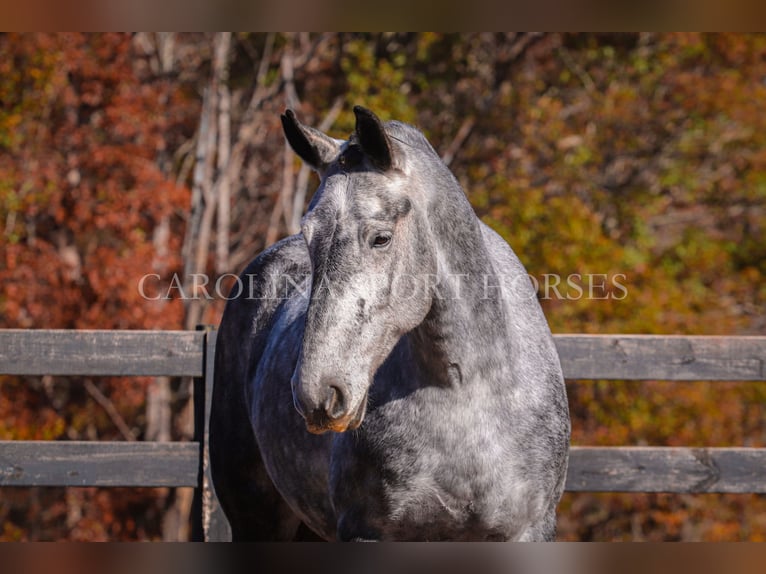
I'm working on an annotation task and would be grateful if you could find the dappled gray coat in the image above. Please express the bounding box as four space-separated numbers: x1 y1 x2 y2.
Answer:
209 106 570 541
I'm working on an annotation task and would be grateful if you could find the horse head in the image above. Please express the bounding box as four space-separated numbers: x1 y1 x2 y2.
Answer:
282 106 439 434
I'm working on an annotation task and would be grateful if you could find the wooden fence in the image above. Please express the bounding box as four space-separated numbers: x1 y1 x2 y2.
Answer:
0 330 764 540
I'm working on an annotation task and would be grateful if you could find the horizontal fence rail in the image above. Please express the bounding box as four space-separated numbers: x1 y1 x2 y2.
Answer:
0 441 200 487
0 329 205 377
0 330 765 540
566 447 766 493
555 334 766 381
2 443 764 493
2 331 763 380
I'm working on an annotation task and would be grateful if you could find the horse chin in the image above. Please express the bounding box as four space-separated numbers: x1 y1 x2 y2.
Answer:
305 390 369 435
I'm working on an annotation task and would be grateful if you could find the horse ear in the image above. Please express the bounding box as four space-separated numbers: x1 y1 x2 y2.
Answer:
353 106 393 172
281 109 340 173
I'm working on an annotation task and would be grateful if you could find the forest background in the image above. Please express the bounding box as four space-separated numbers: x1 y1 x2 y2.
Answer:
0 32 764 541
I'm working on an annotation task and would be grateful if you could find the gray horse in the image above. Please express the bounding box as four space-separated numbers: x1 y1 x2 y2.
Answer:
209 106 570 541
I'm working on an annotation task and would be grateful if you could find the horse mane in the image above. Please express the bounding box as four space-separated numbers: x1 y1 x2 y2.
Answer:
384 121 439 158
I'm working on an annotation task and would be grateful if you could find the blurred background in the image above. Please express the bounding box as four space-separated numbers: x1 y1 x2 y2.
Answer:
0 32 764 540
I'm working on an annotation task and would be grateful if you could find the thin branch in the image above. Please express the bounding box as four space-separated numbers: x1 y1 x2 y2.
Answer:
289 96 343 234
223 33 278 193
173 136 197 188
557 45 596 93
281 35 300 110
266 37 299 245
506 32 545 62
292 33 332 70
237 33 277 135
266 139 293 246
83 380 136 442
441 116 475 167
256 33 276 91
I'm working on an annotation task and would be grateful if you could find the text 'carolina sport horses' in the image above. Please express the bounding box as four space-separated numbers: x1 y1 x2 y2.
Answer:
210 106 570 541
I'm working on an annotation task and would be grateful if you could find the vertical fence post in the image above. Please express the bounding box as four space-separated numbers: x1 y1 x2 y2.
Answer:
190 326 207 541
191 326 231 541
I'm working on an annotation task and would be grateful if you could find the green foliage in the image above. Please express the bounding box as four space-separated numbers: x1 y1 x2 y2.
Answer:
335 35 416 132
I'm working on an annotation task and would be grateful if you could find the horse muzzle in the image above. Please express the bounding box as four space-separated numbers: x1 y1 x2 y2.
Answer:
292 378 368 434
305 405 365 434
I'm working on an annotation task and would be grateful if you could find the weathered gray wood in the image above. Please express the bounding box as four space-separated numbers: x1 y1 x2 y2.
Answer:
555 335 766 381
199 329 232 542
3 441 762 493
1 331 765 502
0 441 200 487
0 330 205 377
0 331 763 381
567 447 766 493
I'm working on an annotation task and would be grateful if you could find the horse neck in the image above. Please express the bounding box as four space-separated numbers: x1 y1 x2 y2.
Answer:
410 206 510 387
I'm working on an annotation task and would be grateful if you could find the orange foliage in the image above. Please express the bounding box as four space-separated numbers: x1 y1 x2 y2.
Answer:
0 33 198 540
1 32 765 541
0 33 194 331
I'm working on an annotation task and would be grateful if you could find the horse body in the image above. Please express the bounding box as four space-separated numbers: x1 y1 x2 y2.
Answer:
210 107 570 541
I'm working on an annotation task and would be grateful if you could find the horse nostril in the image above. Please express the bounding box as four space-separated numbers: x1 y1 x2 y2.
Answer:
324 385 347 420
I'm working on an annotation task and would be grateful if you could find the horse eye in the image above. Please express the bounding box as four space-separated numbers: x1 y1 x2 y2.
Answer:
372 234 391 248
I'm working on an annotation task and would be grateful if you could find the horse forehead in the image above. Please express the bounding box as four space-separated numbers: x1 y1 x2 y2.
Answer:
311 157 413 225
309 172 348 220
319 170 400 219
349 188 389 217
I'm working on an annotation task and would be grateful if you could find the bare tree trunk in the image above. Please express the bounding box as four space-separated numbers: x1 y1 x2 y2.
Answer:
266 139 294 247
266 36 299 246
161 33 333 539
156 33 175 73
131 30 190 541
268 36 343 243
215 33 232 276
132 33 175 75
184 32 232 326
146 376 172 442
182 84 213 293
169 32 232 542
288 97 343 234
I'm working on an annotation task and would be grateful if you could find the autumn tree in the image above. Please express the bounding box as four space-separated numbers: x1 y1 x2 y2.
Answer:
1 32 764 540
0 32 198 540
